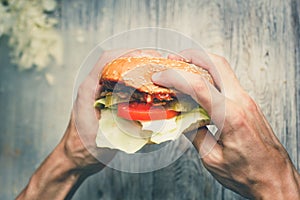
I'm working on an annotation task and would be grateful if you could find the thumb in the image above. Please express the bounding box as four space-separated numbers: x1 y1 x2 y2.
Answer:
152 69 226 131
152 69 222 114
192 127 220 158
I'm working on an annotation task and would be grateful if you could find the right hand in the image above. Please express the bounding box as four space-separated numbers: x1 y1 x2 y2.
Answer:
152 49 300 199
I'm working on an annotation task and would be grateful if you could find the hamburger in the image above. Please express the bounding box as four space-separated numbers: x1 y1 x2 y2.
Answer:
94 56 213 153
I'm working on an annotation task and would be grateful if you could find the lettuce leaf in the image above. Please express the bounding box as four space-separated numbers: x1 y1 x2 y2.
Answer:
96 109 149 154
96 107 210 153
149 107 210 144
94 95 128 109
94 94 200 112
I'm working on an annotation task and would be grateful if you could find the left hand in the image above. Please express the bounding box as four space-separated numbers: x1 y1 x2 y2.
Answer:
62 49 127 174
16 49 162 200
64 49 163 173
16 49 127 200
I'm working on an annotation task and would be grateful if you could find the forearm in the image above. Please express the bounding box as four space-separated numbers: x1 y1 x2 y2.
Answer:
16 114 105 200
254 163 300 199
16 143 82 200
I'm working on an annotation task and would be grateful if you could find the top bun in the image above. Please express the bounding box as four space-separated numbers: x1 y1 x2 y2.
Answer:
100 57 213 94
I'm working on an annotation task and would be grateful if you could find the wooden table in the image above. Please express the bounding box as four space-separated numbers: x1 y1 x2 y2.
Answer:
0 0 299 199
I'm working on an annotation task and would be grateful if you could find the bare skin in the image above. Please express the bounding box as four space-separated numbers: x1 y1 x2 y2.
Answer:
152 49 300 199
16 49 300 199
16 49 161 200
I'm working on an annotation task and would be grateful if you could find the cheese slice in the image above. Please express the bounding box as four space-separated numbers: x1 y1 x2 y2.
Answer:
150 108 209 143
96 107 210 153
96 110 148 154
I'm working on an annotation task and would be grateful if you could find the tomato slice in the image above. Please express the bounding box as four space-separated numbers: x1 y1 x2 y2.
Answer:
117 102 179 121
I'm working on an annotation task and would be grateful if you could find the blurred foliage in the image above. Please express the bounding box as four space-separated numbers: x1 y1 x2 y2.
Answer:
0 0 63 70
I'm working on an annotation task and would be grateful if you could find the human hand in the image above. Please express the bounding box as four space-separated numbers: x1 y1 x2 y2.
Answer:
65 49 163 172
16 50 130 200
152 49 300 199
17 49 165 200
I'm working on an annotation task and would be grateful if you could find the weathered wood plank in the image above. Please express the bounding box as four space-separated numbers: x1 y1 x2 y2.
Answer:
0 0 299 199
221 0 298 162
291 0 300 172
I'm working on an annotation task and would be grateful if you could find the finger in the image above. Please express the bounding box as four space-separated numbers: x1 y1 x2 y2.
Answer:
73 97 99 145
92 49 162 98
152 69 226 128
168 49 222 90
83 49 135 101
90 49 162 97
94 83 103 100
89 49 133 82
172 49 244 99
74 50 132 143
167 53 190 62
85 49 163 114
207 53 244 98
190 127 223 160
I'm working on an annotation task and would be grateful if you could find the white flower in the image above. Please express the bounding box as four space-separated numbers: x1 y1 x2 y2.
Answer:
42 0 57 12
0 0 63 71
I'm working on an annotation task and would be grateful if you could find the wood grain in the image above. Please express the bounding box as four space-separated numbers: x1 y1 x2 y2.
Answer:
0 0 299 199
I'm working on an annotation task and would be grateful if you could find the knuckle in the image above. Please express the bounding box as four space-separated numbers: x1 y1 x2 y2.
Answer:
193 78 207 91
192 78 210 103
218 56 229 65
201 157 212 168
229 106 247 128
211 54 229 65
202 147 223 167
202 150 223 168
243 95 258 112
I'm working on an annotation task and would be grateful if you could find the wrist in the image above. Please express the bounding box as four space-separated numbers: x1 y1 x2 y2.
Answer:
16 144 82 200
17 115 103 200
61 115 104 175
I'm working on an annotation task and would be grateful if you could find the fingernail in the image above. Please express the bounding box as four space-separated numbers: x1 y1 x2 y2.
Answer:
152 72 162 81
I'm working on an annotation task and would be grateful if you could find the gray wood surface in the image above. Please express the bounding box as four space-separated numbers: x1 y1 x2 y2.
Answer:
0 0 299 199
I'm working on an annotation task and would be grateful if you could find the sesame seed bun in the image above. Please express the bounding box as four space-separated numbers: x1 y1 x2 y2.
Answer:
100 57 213 94
98 56 213 141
